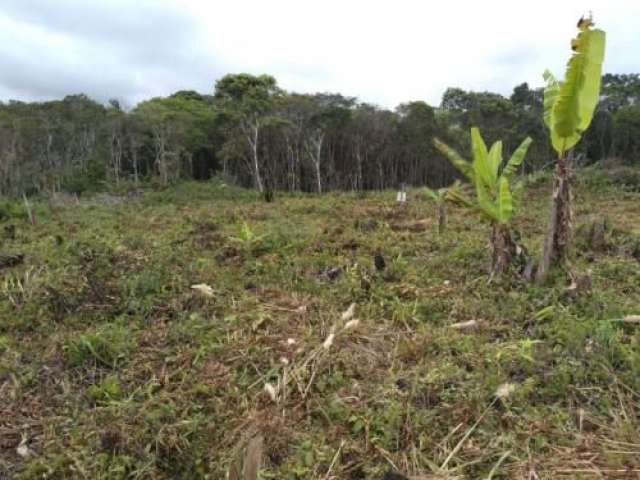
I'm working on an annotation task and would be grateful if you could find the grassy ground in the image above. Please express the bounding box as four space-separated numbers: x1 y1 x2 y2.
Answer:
1 174 639 479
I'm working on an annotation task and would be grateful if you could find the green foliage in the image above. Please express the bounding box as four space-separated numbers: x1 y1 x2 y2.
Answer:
524 169 553 187
0 199 28 222
613 104 640 162
61 161 107 195
142 178 255 205
231 221 264 245
434 128 532 224
580 163 640 193
3 186 640 479
601 73 640 110
423 186 447 203
87 374 123 403
0 334 10 353
433 138 473 179
544 18 606 155
214 73 281 126
64 323 133 369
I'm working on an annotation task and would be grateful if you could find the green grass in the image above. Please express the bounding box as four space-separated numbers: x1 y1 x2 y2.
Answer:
1 175 639 479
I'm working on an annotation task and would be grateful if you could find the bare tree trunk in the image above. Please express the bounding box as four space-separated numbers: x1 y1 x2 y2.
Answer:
353 137 364 191
491 223 516 274
313 159 322 193
295 145 301 191
313 138 322 194
130 140 139 186
251 135 264 193
185 151 194 179
110 132 122 186
241 122 264 193
285 137 295 191
305 132 324 193
154 131 168 187
536 153 572 284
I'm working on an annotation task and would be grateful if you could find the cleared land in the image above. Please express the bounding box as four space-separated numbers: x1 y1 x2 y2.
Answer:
1 172 639 479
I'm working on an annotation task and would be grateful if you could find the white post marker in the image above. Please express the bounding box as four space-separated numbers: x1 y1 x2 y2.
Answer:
396 183 407 203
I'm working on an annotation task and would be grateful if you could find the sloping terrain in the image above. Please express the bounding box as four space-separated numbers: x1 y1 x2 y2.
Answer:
1 175 639 479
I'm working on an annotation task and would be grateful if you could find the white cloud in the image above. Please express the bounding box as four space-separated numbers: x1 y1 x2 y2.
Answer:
185 0 640 106
0 0 638 108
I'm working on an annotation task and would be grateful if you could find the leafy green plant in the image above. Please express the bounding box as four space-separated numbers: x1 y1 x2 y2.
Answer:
64 324 133 369
537 16 606 283
434 127 532 273
87 374 123 403
0 199 28 222
424 187 448 234
0 335 11 353
236 222 259 243
229 221 267 254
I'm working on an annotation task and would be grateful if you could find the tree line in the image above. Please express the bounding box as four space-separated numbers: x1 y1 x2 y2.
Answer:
0 72 639 197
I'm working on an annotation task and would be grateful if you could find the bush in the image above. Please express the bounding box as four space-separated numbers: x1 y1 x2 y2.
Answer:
607 165 640 191
581 161 640 192
0 200 28 222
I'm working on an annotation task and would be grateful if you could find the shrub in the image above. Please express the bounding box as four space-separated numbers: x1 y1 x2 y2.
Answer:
0 200 28 222
580 163 640 192
606 165 640 191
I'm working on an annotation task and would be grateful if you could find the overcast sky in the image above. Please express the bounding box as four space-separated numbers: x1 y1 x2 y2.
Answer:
0 0 638 109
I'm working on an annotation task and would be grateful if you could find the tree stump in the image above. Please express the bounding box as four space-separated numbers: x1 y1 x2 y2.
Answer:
576 216 611 252
491 223 517 274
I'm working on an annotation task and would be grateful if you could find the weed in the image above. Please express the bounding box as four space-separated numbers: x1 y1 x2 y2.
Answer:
64 323 133 368
87 374 123 403
0 334 10 353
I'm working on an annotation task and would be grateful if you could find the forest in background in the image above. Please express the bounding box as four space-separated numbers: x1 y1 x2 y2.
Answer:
0 72 639 197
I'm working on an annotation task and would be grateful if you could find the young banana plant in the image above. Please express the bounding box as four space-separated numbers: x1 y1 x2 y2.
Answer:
423 186 448 234
536 16 606 283
434 127 532 274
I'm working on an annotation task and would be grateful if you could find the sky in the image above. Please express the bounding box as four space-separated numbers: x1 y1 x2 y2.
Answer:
0 0 638 109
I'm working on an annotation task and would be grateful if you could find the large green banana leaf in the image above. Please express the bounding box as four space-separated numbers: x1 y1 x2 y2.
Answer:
471 127 495 189
433 138 473 180
488 141 503 183
502 137 532 178
434 128 530 224
546 24 606 155
497 176 513 224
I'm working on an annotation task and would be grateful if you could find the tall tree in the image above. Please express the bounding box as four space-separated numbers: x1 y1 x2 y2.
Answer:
106 99 125 185
304 94 352 193
214 74 281 192
613 105 640 163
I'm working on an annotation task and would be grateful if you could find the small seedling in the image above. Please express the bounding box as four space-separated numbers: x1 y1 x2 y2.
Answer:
424 187 448 234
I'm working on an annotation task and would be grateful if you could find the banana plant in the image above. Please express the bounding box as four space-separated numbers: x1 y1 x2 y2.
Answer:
423 187 448 234
537 16 606 283
434 127 532 274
